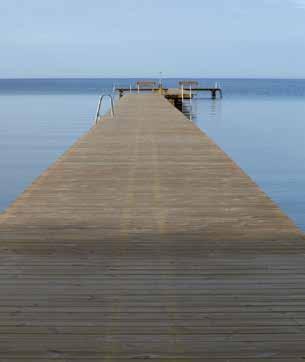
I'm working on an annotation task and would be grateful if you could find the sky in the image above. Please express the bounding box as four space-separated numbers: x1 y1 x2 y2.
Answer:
0 0 304 78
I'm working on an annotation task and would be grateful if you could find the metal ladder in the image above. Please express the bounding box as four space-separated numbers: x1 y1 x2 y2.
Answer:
95 94 115 124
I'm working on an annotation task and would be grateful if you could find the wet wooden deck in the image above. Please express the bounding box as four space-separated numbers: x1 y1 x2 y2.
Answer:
0 93 304 361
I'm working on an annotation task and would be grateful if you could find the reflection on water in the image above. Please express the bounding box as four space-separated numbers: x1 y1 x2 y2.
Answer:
208 99 222 119
179 100 196 122
180 96 223 124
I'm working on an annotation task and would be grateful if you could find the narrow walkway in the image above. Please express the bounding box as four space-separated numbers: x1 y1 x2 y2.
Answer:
0 94 304 360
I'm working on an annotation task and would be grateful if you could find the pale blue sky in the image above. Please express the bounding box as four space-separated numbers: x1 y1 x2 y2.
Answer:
0 0 305 78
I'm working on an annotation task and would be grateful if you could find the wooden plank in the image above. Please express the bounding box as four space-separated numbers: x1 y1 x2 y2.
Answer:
0 94 304 360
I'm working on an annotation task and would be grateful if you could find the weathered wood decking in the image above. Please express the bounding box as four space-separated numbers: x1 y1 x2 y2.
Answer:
0 93 304 360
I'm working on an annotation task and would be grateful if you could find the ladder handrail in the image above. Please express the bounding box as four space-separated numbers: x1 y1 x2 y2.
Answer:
95 94 115 124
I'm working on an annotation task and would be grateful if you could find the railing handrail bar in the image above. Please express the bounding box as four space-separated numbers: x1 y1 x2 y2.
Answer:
95 94 115 124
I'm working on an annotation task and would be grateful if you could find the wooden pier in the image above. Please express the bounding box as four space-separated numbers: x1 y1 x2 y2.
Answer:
0 93 304 360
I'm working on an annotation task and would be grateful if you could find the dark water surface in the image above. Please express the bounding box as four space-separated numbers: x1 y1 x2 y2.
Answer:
0 78 304 231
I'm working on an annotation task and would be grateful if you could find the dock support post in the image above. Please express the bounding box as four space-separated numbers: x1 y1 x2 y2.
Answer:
211 90 217 99
181 85 184 101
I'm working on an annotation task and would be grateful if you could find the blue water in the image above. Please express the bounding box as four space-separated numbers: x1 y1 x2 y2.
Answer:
0 78 304 231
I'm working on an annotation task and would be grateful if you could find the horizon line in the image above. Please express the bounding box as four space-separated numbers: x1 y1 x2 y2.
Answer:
1 76 305 80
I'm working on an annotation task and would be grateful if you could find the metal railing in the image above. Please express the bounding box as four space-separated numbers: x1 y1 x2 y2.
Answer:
95 94 115 124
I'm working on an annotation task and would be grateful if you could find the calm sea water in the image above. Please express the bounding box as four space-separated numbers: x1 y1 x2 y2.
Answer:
0 78 304 231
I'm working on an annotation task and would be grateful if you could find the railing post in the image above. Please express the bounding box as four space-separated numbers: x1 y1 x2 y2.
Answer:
95 96 103 124
110 96 114 117
181 85 184 101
